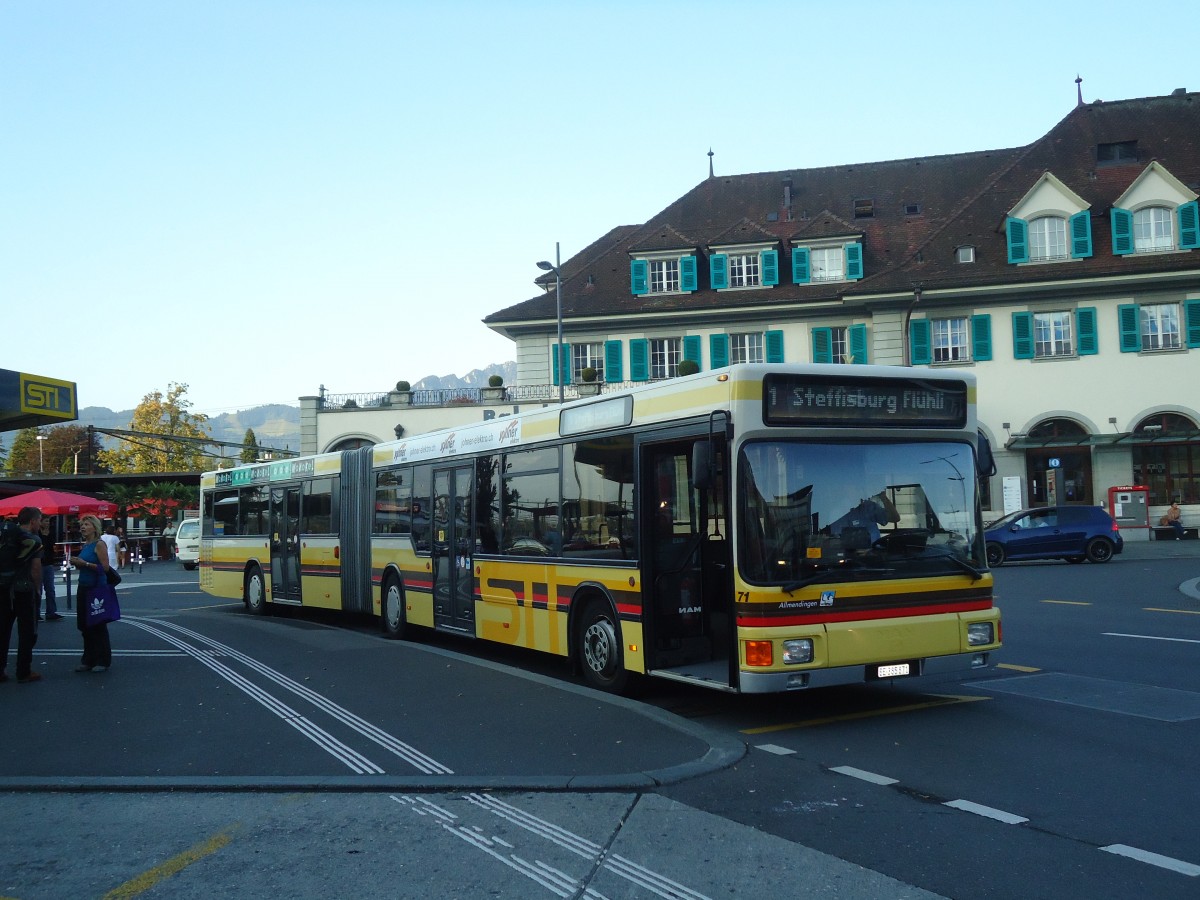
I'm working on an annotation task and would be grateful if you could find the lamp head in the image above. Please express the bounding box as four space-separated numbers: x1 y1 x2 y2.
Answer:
536 261 555 272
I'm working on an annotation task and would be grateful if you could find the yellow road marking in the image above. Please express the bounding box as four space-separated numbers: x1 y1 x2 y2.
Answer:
102 827 237 898
741 694 989 734
1041 600 1091 606
996 663 1040 672
1144 607 1200 616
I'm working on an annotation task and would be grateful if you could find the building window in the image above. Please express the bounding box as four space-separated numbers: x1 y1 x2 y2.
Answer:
650 338 681 379
1028 216 1067 261
1034 311 1074 357
730 332 764 364
828 327 849 363
1133 207 1174 252
810 248 845 282
727 254 760 288
956 246 976 264
649 259 679 293
1131 413 1200 504
933 318 970 362
571 342 605 382
1141 304 1182 351
1097 141 1137 165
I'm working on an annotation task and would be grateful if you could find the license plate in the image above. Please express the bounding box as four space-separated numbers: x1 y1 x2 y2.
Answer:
876 663 912 678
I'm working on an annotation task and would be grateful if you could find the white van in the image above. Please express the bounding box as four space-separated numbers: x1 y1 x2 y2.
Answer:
175 518 200 570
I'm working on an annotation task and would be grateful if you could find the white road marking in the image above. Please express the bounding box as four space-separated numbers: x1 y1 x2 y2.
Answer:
1103 632 1200 644
943 799 1028 824
1101 844 1200 876
134 616 453 774
755 744 796 756
830 766 898 786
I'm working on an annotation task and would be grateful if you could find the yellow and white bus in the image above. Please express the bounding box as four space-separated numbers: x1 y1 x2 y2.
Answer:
199 363 1000 693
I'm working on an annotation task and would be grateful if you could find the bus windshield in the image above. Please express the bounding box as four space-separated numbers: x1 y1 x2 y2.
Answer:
739 440 983 587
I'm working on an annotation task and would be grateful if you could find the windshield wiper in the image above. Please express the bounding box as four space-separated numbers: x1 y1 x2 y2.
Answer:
912 550 984 581
781 563 896 594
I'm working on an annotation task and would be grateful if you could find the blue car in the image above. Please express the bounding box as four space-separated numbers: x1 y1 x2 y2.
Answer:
984 505 1123 566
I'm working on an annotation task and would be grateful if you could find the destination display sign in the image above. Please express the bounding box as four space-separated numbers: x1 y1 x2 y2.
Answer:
764 374 967 428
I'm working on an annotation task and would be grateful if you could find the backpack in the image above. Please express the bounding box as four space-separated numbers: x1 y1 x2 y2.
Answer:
0 523 36 589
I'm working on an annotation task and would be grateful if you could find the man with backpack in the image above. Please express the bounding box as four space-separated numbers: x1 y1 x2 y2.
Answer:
0 506 45 684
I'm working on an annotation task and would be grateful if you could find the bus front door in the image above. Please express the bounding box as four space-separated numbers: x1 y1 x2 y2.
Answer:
432 465 475 633
640 437 732 688
270 486 302 604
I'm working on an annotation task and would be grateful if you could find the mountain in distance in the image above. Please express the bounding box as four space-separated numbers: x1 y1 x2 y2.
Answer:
74 363 517 454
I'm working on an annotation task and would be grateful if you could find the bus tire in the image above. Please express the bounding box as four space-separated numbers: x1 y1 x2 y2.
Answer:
575 599 629 694
985 542 1005 568
381 573 407 639
245 565 268 615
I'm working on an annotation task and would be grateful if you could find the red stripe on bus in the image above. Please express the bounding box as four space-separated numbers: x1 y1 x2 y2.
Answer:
737 600 993 627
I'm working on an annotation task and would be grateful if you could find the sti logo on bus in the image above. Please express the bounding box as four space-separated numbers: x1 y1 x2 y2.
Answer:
20 374 77 419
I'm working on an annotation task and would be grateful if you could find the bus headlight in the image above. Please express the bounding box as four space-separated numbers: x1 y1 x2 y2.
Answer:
967 623 994 646
782 638 814 664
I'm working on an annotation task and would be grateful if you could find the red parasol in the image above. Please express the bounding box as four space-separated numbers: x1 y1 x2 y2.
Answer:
0 488 117 518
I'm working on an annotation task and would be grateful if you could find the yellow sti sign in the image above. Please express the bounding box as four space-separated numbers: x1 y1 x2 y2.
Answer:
21 373 77 419
0 369 78 431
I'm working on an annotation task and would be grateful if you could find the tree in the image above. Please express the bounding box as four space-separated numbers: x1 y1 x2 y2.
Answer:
240 428 259 463
4 428 41 475
99 383 212 473
41 425 107 475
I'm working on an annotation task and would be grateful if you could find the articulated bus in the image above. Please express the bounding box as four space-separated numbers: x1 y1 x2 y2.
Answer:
199 363 1000 693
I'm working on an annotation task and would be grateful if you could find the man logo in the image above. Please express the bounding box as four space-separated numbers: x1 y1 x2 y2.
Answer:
20 374 76 419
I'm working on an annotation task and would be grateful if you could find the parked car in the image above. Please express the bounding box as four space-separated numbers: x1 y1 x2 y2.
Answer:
175 518 200 570
984 505 1123 566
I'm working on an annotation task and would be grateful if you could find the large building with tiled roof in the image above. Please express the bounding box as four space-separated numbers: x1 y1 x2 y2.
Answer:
487 89 1200 528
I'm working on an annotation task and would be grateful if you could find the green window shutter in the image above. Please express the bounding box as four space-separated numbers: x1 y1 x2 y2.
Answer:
1012 312 1034 359
909 319 931 365
765 329 784 363
1076 307 1098 355
1178 201 1200 249
791 247 810 284
709 254 728 289
604 340 623 382
629 339 649 382
1006 217 1028 263
710 334 729 368
683 335 702 366
551 343 570 384
1117 304 1141 352
1111 208 1134 255
1070 211 1093 258
631 259 648 295
761 249 779 286
680 255 698 291
811 327 833 364
1185 299 1200 348
844 242 864 280
848 324 869 364
971 314 993 361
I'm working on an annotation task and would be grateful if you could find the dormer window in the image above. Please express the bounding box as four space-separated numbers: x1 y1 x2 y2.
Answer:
956 245 976 264
1097 141 1137 165
1029 216 1068 261
1110 162 1200 255
709 247 778 290
630 253 697 296
791 240 863 284
727 253 760 287
1133 207 1174 252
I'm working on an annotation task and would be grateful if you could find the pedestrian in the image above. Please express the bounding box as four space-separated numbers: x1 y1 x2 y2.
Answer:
101 524 121 572
0 506 45 684
116 526 127 568
69 514 113 673
1161 501 1185 539
37 515 63 621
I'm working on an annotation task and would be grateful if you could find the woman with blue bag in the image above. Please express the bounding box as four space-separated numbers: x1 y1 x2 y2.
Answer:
69 515 116 673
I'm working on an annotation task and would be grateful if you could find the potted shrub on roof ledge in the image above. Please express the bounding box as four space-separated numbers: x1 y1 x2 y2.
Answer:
482 374 506 401
576 366 601 396
390 380 412 406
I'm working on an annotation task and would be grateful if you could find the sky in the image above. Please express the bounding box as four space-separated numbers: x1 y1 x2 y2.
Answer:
2 1 1194 419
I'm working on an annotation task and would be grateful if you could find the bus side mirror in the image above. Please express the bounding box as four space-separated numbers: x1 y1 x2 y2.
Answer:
692 441 713 491
976 429 997 478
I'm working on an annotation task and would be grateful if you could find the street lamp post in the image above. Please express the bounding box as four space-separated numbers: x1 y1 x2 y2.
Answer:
536 242 564 404
36 433 46 473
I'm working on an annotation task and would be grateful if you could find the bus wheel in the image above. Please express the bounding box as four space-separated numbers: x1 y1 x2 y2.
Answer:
382 574 407 639
985 542 1005 567
245 565 267 615
575 600 628 693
